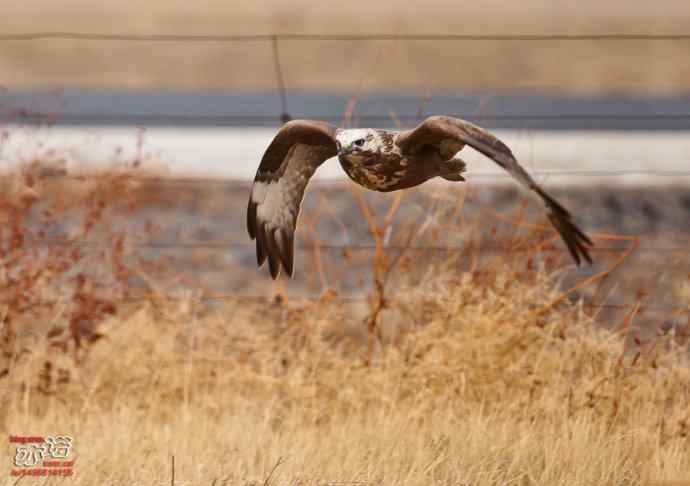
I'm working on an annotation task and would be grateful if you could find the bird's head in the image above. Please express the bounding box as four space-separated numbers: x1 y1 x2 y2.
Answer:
335 129 381 160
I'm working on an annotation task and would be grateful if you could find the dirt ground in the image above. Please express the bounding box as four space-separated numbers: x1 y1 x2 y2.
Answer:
3 0 690 93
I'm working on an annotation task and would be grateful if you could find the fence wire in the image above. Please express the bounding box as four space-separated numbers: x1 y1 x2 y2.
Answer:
3 32 690 42
6 293 690 316
2 170 690 187
8 112 690 126
20 237 690 255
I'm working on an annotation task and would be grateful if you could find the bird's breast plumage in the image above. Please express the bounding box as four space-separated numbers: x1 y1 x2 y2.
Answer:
338 152 410 192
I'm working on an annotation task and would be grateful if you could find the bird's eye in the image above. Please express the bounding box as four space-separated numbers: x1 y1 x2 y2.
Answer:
354 138 365 147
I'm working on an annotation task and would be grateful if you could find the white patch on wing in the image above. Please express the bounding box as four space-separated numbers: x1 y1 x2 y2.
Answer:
251 181 268 203
253 143 320 232
256 178 291 229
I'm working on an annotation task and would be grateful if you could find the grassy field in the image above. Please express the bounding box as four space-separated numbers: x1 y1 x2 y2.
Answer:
2 262 690 484
3 0 690 93
0 165 689 484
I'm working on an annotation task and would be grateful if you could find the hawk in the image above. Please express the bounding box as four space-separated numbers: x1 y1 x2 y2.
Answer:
247 116 593 279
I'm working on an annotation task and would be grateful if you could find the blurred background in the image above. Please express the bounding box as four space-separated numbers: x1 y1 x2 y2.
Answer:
3 0 690 92
4 4 690 481
1 0 690 329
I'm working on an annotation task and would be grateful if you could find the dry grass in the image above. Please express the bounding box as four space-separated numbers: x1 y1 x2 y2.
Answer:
2 265 690 485
1 164 690 485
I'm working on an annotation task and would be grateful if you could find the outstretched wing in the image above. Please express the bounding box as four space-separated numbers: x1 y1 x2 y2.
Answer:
247 120 338 278
395 115 593 265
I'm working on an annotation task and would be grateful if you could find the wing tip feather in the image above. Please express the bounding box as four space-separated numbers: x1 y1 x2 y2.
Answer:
255 222 268 267
265 227 282 279
534 187 593 266
247 199 258 240
254 223 297 280
276 228 295 278
547 211 594 267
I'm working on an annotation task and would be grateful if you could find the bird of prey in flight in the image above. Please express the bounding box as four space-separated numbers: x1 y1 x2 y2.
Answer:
247 116 593 279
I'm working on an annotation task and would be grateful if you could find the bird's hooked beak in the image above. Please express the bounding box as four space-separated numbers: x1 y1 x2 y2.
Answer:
336 140 343 155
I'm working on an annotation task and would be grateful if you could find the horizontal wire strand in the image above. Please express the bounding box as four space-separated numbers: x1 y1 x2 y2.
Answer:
6 293 689 314
2 170 690 187
6 113 690 124
3 33 690 42
18 238 690 254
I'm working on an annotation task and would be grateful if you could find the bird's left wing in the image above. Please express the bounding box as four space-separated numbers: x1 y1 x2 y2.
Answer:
395 115 593 265
247 120 338 278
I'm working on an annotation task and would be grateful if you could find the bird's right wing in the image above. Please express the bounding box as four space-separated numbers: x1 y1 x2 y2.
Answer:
247 120 338 279
396 116 593 265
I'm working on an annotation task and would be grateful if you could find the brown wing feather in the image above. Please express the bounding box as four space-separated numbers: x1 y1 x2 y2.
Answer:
247 120 338 278
395 115 593 265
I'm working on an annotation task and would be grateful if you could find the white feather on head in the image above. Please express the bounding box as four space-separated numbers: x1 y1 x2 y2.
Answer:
335 128 382 152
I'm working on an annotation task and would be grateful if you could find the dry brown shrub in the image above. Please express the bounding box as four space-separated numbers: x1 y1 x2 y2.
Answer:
0 162 166 386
